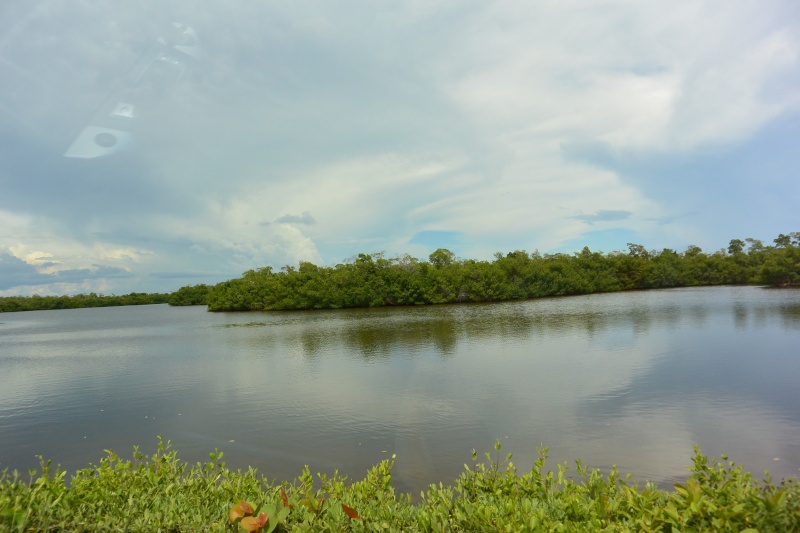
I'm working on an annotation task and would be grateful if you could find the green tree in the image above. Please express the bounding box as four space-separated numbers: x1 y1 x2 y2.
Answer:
745 238 765 253
774 233 792 248
760 246 800 286
168 284 211 306
196 232 800 312
429 248 456 268
646 248 681 288
727 239 745 255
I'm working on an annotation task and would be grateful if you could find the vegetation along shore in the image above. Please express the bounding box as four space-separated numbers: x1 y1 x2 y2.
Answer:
1 438 798 531
2 232 797 313
196 233 799 312
0 292 169 313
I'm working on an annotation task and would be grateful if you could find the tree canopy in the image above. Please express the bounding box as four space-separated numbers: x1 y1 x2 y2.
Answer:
0 292 169 313
193 232 800 312
7 233 795 314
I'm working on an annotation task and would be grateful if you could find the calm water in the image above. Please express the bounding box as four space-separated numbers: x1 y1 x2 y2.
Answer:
1 286 799 493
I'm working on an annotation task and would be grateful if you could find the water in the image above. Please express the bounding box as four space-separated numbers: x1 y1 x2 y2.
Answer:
1 286 799 493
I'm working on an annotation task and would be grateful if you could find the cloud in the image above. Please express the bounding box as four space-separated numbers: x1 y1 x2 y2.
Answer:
0 249 131 292
275 212 317 225
1 0 798 294
561 113 800 245
146 271 220 280
552 228 640 255
572 210 632 225
644 212 700 226
0 251 41 288
408 230 463 250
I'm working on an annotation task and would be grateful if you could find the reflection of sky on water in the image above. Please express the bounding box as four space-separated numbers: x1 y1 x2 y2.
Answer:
0 286 798 493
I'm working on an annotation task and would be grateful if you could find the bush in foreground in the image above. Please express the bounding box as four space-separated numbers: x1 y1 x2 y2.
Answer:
1 437 797 532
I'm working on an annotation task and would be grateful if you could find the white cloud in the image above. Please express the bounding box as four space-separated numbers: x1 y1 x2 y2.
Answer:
1 0 798 294
95 247 154 263
439 0 800 152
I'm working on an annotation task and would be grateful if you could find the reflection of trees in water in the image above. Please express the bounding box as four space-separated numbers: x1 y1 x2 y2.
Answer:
322 305 673 358
733 301 800 330
778 303 800 328
336 318 459 358
688 304 709 326
299 330 325 359
431 320 458 355
222 289 800 359
734 303 748 329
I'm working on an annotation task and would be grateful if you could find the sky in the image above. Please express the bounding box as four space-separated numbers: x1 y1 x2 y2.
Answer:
1 0 799 296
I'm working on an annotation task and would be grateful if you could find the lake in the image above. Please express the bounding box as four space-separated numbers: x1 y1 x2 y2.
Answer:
1 286 799 494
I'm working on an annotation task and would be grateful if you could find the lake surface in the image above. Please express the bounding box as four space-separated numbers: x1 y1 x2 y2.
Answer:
1 286 799 494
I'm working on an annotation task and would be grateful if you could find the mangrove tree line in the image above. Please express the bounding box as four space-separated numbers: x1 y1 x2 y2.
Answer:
0 292 170 313
191 233 800 312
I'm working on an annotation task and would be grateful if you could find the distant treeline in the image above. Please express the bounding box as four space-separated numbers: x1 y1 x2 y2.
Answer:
0 292 170 313
4 233 798 314
178 233 800 312
166 283 213 307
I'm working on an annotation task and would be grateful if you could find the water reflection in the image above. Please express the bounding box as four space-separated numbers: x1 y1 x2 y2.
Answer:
217 287 800 359
0 287 798 494
778 303 800 328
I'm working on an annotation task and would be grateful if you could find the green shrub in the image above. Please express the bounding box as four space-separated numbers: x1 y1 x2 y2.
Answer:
1 437 797 532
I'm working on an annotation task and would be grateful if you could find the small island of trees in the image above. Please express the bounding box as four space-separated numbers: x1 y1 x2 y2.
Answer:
0 292 169 313
191 232 799 312
2 232 797 314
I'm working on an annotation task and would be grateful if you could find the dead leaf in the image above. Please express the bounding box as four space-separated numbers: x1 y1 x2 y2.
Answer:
342 503 360 519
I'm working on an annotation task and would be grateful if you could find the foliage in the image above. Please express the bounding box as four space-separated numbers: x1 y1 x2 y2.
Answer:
0 292 169 313
167 283 212 306
1 438 798 532
5 233 797 314
204 233 800 312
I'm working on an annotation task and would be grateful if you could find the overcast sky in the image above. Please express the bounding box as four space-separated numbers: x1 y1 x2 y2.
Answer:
1 0 799 295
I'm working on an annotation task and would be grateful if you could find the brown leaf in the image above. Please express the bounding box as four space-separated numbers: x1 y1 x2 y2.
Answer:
281 487 289 508
341 503 360 519
230 500 255 523
240 512 268 532
240 516 259 532
229 503 245 523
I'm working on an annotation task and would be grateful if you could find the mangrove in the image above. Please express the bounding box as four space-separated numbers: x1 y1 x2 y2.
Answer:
196 233 800 312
